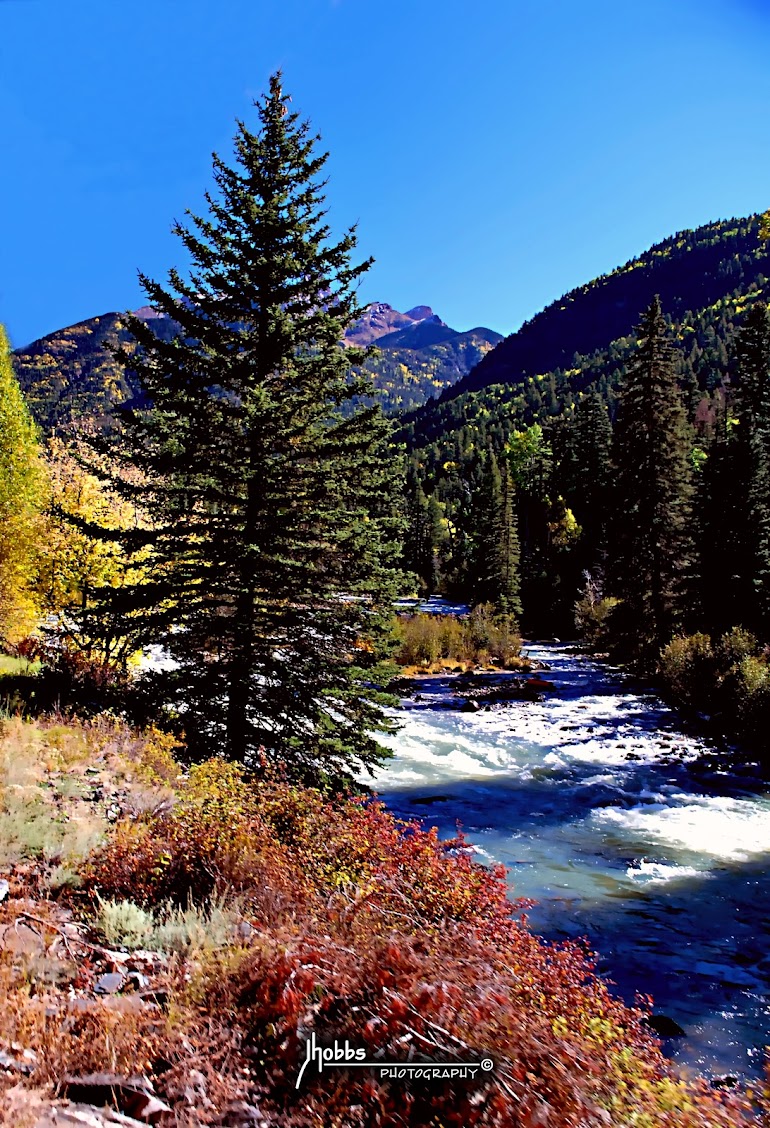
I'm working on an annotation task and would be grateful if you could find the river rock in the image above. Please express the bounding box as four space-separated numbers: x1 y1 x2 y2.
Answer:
222 1101 265 1123
0 1047 36 1074
26 1106 148 1127
527 677 556 691
61 1076 169 1124
95 972 127 995
644 1014 686 1037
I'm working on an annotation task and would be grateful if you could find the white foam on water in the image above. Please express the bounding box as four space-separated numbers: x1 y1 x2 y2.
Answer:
375 712 519 786
626 859 711 884
372 672 708 789
594 794 770 864
372 645 770 1076
374 646 770 872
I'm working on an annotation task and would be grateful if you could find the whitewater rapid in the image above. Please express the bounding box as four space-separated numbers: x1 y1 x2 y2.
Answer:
370 644 770 1078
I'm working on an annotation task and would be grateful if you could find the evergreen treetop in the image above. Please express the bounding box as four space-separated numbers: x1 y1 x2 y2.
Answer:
610 297 694 666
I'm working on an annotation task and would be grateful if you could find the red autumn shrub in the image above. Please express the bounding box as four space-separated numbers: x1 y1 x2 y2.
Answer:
82 757 758 1126
83 759 305 907
193 919 752 1127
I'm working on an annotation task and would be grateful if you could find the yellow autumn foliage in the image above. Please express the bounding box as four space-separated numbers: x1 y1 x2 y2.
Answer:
0 326 48 643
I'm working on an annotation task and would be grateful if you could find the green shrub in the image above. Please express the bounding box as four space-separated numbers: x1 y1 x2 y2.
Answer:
394 608 521 669
95 896 155 949
658 625 770 751
659 633 717 711
732 654 770 742
718 626 760 669
574 593 620 649
95 895 239 953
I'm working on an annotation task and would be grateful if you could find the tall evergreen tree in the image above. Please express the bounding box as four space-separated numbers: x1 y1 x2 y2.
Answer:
403 469 444 594
694 394 743 635
572 390 612 568
610 297 694 666
505 424 552 628
473 451 522 616
74 75 405 783
732 301 770 634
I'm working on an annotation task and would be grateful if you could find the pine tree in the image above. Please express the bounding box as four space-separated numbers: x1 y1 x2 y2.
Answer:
0 327 46 643
473 451 522 616
74 75 405 783
505 424 551 627
403 470 444 594
694 395 743 635
572 391 612 568
732 301 770 634
610 297 694 666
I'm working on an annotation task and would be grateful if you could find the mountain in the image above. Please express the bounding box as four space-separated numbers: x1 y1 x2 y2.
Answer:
401 215 770 452
343 302 440 347
12 303 502 431
353 306 503 414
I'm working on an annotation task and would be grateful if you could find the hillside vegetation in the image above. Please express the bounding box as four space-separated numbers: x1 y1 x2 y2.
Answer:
0 714 761 1126
12 303 501 433
398 215 770 663
442 215 769 401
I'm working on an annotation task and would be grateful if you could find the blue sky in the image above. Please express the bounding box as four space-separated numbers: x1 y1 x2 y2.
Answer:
2 0 770 347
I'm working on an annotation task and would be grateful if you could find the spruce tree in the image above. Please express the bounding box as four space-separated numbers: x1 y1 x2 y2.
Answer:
75 75 405 783
695 397 743 635
572 390 612 568
403 470 444 594
733 301 770 635
610 297 694 666
473 451 522 616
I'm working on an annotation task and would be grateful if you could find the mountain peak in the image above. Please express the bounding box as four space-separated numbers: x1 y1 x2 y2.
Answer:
345 302 447 347
133 305 168 321
404 305 436 322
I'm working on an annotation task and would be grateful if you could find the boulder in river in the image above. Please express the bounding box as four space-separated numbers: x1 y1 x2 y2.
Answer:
644 1014 686 1037
526 676 556 692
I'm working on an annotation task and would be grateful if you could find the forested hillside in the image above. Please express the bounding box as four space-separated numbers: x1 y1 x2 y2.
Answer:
12 301 501 431
403 216 768 451
444 215 769 399
400 213 770 739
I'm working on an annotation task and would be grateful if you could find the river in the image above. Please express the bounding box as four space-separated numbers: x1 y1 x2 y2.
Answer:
369 644 770 1080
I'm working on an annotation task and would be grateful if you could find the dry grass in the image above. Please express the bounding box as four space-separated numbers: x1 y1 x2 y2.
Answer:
0 717 179 883
394 607 526 671
94 896 240 954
